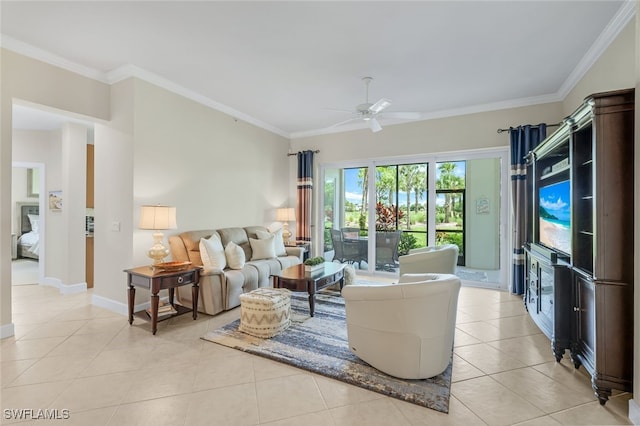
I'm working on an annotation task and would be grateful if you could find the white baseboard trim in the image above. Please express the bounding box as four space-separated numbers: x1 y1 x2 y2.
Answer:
60 282 87 295
629 399 640 425
91 294 129 316
0 322 15 339
42 277 87 295
43 276 61 288
91 294 165 317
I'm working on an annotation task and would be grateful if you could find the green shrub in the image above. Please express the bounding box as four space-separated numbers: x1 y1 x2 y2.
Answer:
398 233 418 256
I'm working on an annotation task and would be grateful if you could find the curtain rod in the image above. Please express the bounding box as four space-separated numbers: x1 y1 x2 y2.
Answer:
496 122 562 134
287 150 320 157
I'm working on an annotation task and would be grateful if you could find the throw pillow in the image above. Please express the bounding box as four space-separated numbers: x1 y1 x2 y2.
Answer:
256 228 287 256
225 241 245 270
199 234 226 270
250 236 276 260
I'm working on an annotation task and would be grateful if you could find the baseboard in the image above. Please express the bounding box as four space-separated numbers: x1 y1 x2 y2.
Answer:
0 322 15 339
60 282 87 295
42 276 61 288
42 277 87 294
628 398 640 425
91 293 166 316
91 294 129 316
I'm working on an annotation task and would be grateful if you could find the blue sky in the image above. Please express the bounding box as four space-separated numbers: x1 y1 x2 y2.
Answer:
539 180 571 221
343 162 465 205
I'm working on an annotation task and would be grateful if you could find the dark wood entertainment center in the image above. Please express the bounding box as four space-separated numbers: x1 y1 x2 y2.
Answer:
524 88 634 405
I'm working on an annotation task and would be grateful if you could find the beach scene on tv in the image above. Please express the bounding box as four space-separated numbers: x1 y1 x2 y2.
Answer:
539 180 571 254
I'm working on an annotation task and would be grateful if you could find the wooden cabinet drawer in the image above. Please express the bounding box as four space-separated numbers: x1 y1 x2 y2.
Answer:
159 271 197 289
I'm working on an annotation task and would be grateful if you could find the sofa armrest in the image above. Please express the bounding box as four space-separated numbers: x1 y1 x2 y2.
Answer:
285 246 304 260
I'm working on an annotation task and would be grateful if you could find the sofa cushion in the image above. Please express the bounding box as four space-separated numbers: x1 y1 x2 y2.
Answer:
218 227 253 261
257 228 287 256
200 234 226 270
250 236 276 260
225 241 245 270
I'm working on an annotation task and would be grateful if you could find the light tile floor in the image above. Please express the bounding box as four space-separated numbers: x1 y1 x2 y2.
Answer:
1 281 633 425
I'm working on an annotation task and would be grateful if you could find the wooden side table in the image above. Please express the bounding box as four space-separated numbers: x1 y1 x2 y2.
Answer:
124 265 201 335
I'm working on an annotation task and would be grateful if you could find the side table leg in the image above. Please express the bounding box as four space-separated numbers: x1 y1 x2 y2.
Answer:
128 284 135 325
191 284 199 320
168 288 175 307
150 293 159 335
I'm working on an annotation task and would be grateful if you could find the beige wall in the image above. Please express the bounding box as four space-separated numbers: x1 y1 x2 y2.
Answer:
2 49 292 330
94 78 292 309
1 49 110 335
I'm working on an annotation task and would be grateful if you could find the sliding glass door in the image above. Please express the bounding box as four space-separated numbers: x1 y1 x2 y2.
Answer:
321 149 507 288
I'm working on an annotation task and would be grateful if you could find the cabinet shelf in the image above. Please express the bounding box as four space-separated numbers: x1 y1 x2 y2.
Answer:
540 165 570 180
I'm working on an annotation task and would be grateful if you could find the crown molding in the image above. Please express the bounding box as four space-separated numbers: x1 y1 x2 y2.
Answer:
557 0 637 99
1 35 289 139
106 64 289 139
1 35 110 83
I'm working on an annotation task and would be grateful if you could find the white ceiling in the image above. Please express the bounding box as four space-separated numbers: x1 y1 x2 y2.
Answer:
1 1 635 138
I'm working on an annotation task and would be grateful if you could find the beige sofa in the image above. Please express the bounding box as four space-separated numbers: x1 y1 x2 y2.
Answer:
169 226 303 315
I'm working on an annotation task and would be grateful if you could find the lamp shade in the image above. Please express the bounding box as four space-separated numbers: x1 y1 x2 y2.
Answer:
275 207 296 222
139 205 177 230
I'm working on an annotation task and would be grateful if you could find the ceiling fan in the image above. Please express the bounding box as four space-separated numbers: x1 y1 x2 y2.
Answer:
329 77 422 133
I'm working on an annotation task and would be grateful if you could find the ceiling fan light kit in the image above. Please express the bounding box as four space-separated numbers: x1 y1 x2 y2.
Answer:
328 76 421 133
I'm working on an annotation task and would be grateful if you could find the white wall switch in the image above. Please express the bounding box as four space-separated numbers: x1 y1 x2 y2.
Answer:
111 221 120 232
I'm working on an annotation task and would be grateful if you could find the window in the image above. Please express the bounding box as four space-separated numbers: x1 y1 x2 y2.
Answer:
435 161 465 264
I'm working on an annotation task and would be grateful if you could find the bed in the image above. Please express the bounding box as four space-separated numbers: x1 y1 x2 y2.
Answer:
17 203 40 260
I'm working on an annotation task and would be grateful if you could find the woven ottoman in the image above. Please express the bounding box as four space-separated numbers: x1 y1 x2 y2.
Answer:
239 288 291 338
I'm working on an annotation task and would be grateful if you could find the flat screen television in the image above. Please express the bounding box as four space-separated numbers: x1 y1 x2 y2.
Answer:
538 180 571 255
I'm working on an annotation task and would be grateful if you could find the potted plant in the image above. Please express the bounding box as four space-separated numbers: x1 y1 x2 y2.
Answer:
304 256 325 273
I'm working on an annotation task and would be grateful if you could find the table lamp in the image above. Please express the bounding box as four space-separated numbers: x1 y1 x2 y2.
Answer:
139 205 177 265
275 207 296 245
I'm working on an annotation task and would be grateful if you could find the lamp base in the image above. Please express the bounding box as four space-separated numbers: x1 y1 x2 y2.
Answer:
282 223 292 245
148 232 170 265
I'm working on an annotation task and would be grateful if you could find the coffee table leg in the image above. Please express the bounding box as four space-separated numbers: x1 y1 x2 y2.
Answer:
308 294 315 317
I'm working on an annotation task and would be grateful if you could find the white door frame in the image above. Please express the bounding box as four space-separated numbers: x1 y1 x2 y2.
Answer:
318 146 510 290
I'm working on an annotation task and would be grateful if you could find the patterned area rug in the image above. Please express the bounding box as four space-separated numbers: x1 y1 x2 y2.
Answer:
202 290 452 413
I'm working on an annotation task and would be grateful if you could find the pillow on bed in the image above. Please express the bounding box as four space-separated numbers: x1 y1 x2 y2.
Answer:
27 214 39 233
199 234 226 270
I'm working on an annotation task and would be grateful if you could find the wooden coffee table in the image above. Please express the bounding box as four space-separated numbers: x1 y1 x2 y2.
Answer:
272 262 344 317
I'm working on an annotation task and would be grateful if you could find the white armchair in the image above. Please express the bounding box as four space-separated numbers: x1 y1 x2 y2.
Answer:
399 244 458 275
342 273 461 379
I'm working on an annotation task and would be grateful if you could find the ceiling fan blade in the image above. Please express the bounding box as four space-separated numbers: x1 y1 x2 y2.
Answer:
369 98 391 113
368 117 382 133
379 112 422 120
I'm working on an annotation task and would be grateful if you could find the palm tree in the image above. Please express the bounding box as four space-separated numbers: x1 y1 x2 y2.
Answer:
437 162 464 223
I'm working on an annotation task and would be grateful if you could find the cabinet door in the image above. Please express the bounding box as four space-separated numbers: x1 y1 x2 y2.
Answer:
574 274 595 369
538 264 554 328
525 255 539 313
